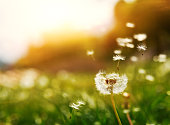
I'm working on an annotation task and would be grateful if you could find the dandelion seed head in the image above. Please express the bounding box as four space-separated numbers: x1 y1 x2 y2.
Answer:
113 55 125 61
138 68 146 74
126 43 134 48
114 50 122 55
126 22 135 28
137 44 147 51
134 33 147 41
130 56 138 62
95 71 128 95
87 50 94 56
145 75 154 82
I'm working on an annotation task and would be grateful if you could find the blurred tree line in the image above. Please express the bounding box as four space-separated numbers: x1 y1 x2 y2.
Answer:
13 0 170 72
105 0 170 57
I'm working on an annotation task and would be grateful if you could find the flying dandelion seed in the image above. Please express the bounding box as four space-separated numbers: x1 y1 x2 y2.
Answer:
123 92 130 98
153 54 167 62
69 100 85 110
137 44 147 51
114 50 122 55
133 107 141 112
123 109 130 114
166 91 170 96
116 38 133 47
130 56 138 62
124 0 136 4
86 50 94 56
113 55 125 61
77 100 86 105
94 71 128 95
69 103 80 110
126 22 135 28
126 43 134 48
146 123 156 125
134 34 147 41
138 68 146 74
145 75 154 82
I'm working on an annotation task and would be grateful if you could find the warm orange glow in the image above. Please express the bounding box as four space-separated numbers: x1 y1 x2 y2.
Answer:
0 0 118 63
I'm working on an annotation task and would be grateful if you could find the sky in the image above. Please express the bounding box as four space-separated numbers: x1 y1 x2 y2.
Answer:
0 0 118 64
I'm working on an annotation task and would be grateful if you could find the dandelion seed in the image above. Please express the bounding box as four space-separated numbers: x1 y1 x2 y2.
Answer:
86 50 94 56
69 100 85 110
126 22 135 28
126 43 134 48
137 44 147 51
69 103 80 110
133 107 140 112
146 123 155 125
123 109 130 114
77 100 86 105
130 56 138 62
114 50 122 55
94 121 101 125
138 68 146 74
134 33 147 41
153 54 167 62
166 91 170 96
124 0 136 4
116 38 133 47
113 55 125 61
145 75 154 82
94 71 128 95
123 92 130 98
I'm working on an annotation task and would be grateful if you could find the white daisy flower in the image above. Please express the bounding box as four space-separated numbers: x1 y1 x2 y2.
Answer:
134 33 147 41
113 55 125 61
137 44 147 51
126 22 135 28
94 71 128 95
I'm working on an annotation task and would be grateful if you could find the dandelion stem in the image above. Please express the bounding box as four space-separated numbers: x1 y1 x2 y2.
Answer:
116 60 120 71
111 93 122 125
126 113 133 125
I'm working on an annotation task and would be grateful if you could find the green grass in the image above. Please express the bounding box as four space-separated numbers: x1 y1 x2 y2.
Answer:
0 61 169 125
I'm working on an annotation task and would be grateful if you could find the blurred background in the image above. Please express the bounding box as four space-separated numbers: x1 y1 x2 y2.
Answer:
0 0 170 125
0 0 170 72
0 0 169 72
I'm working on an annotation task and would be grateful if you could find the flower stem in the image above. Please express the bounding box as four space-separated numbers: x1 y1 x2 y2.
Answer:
116 60 120 72
111 93 122 125
126 113 133 125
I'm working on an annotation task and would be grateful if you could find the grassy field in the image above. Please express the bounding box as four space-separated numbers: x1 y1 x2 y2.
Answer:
0 60 169 125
